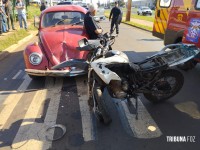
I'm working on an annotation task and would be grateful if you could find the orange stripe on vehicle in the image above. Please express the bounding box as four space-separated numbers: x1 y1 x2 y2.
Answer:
154 16 162 34
159 9 169 33
161 9 168 30
157 15 165 34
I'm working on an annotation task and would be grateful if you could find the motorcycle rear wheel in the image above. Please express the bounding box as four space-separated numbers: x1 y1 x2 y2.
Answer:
144 69 184 103
93 87 112 125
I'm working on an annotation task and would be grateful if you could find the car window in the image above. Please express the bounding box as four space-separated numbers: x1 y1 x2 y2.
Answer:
42 11 85 27
196 0 200 9
160 0 171 8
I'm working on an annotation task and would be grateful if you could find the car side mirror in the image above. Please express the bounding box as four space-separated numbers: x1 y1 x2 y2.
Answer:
34 16 40 29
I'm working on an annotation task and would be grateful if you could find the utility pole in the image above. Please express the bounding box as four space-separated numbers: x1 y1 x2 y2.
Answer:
126 0 132 21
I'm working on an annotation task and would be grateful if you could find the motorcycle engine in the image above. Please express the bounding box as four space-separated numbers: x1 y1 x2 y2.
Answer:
109 80 129 99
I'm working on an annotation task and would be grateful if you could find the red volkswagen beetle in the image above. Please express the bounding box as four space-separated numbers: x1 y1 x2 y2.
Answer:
24 5 89 79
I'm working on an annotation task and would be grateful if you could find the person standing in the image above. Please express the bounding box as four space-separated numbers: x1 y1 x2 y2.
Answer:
15 0 27 29
84 3 103 39
0 0 3 35
109 1 122 34
7 0 15 30
40 2 46 12
1 1 8 33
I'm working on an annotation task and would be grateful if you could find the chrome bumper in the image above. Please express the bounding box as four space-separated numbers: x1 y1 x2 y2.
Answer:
25 69 87 77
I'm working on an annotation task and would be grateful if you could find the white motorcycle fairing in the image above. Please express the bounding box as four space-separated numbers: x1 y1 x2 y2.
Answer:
91 50 129 84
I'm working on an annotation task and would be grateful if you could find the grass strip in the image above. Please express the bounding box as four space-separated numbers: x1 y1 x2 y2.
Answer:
0 6 40 51
0 29 29 51
104 11 152 32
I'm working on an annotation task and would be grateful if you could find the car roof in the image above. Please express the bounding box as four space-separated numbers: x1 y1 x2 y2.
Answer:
42 5 87 14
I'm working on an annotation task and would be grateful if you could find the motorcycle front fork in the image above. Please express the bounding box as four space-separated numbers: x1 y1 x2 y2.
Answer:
88 68 99 112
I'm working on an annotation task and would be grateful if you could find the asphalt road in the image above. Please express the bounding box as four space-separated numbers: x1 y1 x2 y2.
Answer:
0 20 200 150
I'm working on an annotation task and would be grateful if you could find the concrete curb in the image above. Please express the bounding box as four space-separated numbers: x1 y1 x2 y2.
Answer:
122 21 152 33
0 31 37 61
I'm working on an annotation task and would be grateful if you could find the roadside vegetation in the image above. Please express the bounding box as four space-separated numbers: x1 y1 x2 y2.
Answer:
0 6 40 51
104 10 153 32
121 8 155 22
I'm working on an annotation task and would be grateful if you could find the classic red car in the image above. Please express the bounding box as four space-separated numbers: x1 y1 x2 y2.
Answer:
24 5 89 79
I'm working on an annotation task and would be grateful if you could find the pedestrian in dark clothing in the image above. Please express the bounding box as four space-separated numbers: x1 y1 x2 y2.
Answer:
84 3 103 39
40 2 46 12
7 0 15 30
109 1 122 34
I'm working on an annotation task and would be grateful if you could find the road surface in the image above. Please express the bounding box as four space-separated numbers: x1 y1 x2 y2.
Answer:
0 20 200 150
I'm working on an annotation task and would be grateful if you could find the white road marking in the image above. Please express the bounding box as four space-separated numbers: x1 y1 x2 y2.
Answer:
11 89 48 149
0 75 32 130
22 74 27 79
40 77 63 150
76 77 95 142
119 98 162 139
11 77 63 150
12 70 23 79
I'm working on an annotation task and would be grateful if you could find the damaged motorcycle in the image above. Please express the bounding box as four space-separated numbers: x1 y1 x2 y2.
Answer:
52 33 200 125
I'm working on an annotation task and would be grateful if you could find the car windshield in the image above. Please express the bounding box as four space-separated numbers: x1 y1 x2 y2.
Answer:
42 11 85 27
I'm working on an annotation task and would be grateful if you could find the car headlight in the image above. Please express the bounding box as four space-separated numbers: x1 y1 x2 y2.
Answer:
29 52 42 65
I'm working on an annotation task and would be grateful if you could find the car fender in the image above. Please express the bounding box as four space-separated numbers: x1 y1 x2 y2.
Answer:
24 43 49 70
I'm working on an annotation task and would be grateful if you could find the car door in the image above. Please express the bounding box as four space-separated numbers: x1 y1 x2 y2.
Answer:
182 0 200 47
153 0 173 39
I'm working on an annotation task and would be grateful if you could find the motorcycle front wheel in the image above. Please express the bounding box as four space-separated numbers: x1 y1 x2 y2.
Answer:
93 87 112 125
144 69 184 103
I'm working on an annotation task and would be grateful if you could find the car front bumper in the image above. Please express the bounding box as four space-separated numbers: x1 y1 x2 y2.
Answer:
25 69 87 77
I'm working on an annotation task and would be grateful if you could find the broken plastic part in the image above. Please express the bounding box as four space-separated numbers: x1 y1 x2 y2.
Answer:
46 124 66 141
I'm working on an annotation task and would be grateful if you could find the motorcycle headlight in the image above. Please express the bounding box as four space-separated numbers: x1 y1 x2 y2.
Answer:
29 53 42 65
